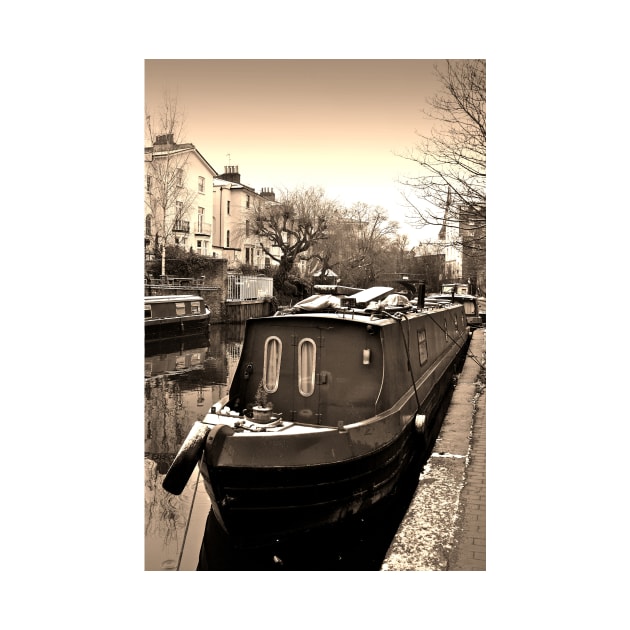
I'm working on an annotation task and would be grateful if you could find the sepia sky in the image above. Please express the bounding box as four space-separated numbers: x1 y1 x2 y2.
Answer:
145 59 449 239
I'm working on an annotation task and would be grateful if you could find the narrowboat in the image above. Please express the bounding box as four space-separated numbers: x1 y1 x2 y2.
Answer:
162 286 470 548
144 295 210 341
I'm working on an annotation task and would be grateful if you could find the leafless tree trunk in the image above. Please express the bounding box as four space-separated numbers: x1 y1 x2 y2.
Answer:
247 186 338 294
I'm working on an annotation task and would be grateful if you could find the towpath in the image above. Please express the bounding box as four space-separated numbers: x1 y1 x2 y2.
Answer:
381 327 486 571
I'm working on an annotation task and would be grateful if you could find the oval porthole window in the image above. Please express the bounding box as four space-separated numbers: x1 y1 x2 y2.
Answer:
263 336 282 393
298 338 316 397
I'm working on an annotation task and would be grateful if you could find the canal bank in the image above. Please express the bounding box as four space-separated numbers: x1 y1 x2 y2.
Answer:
381 327 486 571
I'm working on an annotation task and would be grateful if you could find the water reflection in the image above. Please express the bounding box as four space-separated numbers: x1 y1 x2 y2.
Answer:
144 324 244 570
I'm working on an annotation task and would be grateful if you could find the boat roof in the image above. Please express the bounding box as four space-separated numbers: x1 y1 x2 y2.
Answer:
145 294 204 303
268 302 461 327
426 293 477 301
269 285 462 326
313 284 361 296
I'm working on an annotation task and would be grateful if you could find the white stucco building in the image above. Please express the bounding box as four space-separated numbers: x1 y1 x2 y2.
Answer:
144 134 219 263
213 165 281 270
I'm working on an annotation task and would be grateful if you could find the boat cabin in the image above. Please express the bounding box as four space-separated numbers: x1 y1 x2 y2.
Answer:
227 294 468 427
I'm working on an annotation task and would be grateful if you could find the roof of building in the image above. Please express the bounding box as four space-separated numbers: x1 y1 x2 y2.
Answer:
145 142 218 176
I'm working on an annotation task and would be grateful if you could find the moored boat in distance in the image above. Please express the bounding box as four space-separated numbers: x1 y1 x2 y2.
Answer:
420 283 485 329
423 293 484 329
163 286 470 549
144 294 210 341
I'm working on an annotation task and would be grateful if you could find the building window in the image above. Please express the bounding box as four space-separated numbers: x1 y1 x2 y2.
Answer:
227 200 230 215
145 175 151 192
176 168 183 187
245 220 250 237
246 195 250 209
263 336 282 393
176 200 183 216
226 230 230 247
145 215 152 237
196 240 209 256
198 176 205 193
198 207 204 232
298 339 317 397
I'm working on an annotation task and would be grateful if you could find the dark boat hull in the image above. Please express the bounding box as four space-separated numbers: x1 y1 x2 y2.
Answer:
144 316 209 341
201 422 420 546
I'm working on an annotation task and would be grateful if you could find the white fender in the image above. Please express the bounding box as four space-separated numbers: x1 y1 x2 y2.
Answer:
414 414 427 432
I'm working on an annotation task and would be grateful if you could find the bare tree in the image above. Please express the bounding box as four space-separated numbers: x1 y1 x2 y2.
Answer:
337 203 399 287
247 186 338 295
145 95 198 277
299 208 345 280
399 60 486 257
388 232 412 274
304 203 400 288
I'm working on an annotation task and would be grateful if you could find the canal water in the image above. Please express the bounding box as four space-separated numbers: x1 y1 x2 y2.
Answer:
144 324 244 570
144 323 447 571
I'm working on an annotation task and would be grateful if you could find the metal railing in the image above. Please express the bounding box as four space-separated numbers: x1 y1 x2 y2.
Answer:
227 275 273 301
173 220 190 233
